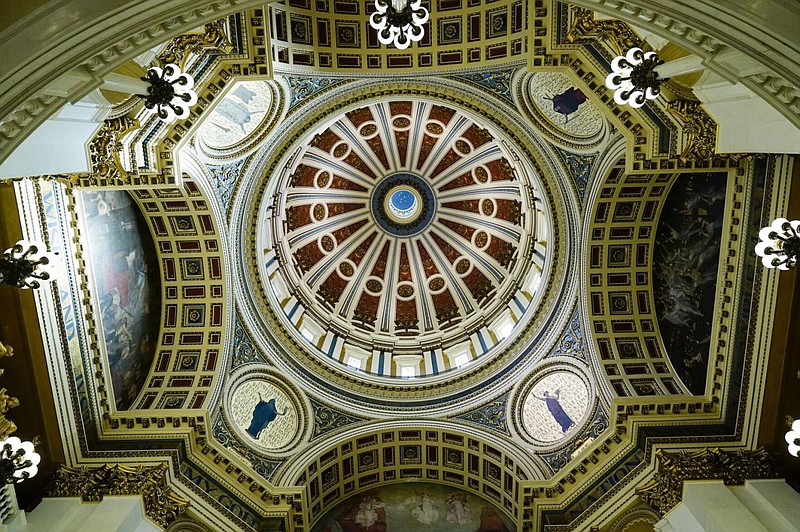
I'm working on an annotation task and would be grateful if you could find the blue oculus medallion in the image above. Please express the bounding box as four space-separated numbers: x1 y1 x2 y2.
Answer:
371 173 435 236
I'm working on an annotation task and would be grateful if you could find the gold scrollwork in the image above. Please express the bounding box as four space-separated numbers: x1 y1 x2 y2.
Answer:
47 463 190 528
566 7 642 56
88 116 140 184
636 447 780 516
158 20 234 69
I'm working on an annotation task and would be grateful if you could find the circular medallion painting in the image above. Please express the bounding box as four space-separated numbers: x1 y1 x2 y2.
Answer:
228 374 303 454
521 370 590 443
527 72 604 138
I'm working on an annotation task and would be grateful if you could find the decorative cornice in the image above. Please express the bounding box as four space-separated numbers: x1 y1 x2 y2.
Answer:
566 7 643 56
0 340 18 441
636 448 781 516
158 20 234 68
88 116 140 184
47 463 190 528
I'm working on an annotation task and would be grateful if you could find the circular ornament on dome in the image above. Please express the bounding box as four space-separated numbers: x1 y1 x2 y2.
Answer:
371 173 435 236
519 367 591 443
226 369 308 456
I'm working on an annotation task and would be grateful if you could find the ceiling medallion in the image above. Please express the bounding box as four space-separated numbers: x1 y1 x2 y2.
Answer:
372 173 435 236
255 98 552 384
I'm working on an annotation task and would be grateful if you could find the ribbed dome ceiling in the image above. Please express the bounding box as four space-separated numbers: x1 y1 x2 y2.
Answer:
258 99 550 380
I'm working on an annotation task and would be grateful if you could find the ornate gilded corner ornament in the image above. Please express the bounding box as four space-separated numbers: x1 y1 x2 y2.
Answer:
605 48 666 108
139 64 198 123
158 20 234 67
369 0 429 50
566 7 642 55
666 100 718 161
756 218 800 270
88 116 140 183
48 463 190 528
0 240 57 289
635 448 781 516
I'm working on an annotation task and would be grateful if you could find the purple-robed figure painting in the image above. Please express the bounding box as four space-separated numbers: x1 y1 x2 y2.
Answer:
533 389 574 433
544 87 588 123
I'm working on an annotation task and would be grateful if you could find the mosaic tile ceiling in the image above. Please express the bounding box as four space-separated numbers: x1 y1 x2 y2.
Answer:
258 99 550 379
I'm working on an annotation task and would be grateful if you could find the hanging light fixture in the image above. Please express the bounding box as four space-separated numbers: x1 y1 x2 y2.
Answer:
755 218 800 270
0 437 39 484
0 240 57 289
102 63 198 123
786 419 800 457
138 64 199 123
605 47 666 108
370 0 429 50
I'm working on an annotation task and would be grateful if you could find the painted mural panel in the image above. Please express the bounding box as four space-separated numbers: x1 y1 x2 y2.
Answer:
79 191 160 410
197 81 273 149
313 483 515 532
527 72 603 137
230 380 299 451
521 371 589 442
653 172 726 394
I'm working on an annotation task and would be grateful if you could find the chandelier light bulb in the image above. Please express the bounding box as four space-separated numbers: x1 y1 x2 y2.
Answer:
605 47 666 108
370 0 429 50
139 63 199 123
755 217 800 270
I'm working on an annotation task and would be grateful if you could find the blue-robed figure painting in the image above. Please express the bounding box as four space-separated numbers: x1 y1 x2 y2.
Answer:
246 393 288 439
533 389 574 433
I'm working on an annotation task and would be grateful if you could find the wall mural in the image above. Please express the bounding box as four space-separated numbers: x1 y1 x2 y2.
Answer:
79 191 160 410
312 482 515 532
521 371 589 443
229 379 299 451
197 80 273 149
652 172 726 394
527 72 603 138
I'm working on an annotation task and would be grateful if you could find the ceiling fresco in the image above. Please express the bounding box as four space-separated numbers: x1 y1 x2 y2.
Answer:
7 3 791 532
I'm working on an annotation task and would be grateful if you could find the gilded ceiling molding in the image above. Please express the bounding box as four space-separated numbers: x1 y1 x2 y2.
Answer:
87 117 141 185
47 463 191 528
635 448 781 517
158 20 234 69
666 100 760 162
565 7 642 56
0 340 19 441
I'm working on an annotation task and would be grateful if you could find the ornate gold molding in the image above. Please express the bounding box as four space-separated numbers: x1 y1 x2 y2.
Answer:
0 340 19 441
566 7 642 56
48 463 190 528
158 20 234 68
87 116 140 185
667 100 758 162
636 448 781 516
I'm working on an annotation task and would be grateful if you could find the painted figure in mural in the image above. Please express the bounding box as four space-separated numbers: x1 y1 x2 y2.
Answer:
214 99 253 133
245 393 288 439
533 389 575 433
404 491 440 525
445 492 472 526
232 85 256 105
544 87 588 123
477 506 509 532
354 495 386 529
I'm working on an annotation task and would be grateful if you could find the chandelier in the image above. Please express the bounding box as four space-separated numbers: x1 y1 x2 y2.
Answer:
369 0 429 50
755 218 800 270
0 437 39 484
0 240 56 289
138 64 198 123
605 47 666 108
